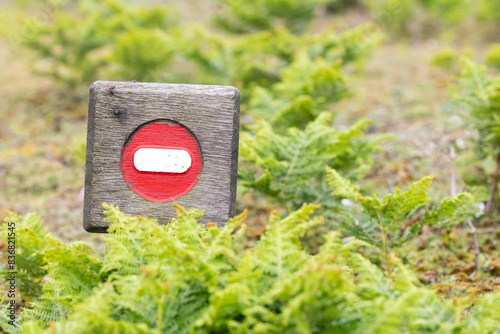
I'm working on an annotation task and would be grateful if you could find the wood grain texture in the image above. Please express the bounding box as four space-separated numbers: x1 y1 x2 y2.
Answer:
84 81 240 233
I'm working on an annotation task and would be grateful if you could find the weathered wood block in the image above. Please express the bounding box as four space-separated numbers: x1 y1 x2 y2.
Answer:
83 81 240 233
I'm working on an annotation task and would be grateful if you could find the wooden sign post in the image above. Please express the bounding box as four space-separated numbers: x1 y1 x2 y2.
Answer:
83 81 240 233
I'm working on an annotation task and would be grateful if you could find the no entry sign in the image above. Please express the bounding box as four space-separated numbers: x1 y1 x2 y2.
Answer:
120 120 203 202
83 81 240 233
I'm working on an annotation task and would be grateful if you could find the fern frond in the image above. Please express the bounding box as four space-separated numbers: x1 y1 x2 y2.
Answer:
377 176 434 222
240 111 384 211
450 57 491 110
464 291 500 333
47 284 154 334
428 193 474 227
326 166 360 200
0 298 20 334
347 253 394 300
358 289 458 334
255 204 322 282
4 205 499 333
1 213 50 301
21 294 69 326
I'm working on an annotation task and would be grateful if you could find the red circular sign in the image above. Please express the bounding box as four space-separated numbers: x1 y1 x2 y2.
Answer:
120 120 202 202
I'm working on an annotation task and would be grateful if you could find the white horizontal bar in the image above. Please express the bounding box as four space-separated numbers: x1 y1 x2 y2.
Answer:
134 148 192 173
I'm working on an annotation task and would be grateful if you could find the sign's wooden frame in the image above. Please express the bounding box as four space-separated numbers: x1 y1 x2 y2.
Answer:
83 81 240 233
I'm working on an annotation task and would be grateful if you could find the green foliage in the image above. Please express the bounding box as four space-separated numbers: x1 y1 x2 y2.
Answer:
364 0 416 36
449 58 500 191
363 0 498 36
213 0 329 33
239 113 385 212
326 0 361 12
426 193 475 226
248 53 348 128
16 0 177 91
70 141 87 166
235 24 382 115
418 0 471 24
0 213 49 301
450 58 494 119
478 0 500 22
9 0 382 123
177 25 233 85
465 290 500 333
112 29 177 81
180 23 382 92
231 21 383 210
446 56 500 215
2 207 500 333
326 167 474 275
0 212 101 333
451 57 500 147
430 48 459 71
486 44 500 69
